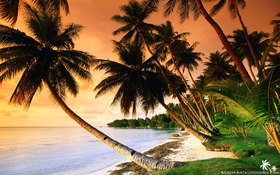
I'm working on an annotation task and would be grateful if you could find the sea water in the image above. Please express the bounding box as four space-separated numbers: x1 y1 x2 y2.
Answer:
0 127 176 175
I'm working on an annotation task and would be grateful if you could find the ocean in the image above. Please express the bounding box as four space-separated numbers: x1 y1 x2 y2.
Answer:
0 127 177 175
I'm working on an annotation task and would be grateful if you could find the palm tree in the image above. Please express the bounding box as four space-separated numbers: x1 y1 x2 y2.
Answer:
227 29 270 83
271 13 280 42
266 53 280 82
146 0 252 82
206 0 261 71
95 41 211 141
111 0 157 50
260 13 280 74
112 0 214 138
204 51 235 81
0 0 69 25
0 3 181 171
152 21 215 132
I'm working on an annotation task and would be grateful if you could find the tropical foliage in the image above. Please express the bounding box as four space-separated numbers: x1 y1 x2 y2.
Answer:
108 113 179 128
0 0 69 25
204 79 280 153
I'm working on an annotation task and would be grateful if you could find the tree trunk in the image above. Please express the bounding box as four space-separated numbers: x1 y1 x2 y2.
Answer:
233 0 260 71
209 97 216 113
246 58 257 83
167 45 214 130
159 99 211 143
186 67 215 128
139 33 213 139
194 0 252 83
45 81 183 170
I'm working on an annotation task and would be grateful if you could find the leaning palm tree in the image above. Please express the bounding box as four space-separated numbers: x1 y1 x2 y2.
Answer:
113 0 216 137
153 21 215 133
0 0 69 25
0 3 181 171
95 41 211 142
146 0 252 82
206 0 260 71
227 29 270 83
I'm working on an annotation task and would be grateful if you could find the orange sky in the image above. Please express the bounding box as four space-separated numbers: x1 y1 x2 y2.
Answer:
0 0 279 127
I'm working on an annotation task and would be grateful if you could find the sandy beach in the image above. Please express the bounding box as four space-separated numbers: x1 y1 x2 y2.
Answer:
164 132 237 162
110 131 236 175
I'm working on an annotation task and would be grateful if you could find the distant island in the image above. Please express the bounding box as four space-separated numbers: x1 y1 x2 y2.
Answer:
107 113 180 128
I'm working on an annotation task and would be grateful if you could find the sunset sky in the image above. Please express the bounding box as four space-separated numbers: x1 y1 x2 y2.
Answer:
0 0 279 127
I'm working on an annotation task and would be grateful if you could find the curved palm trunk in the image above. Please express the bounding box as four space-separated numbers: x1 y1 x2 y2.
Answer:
194 0 252 83
159 99 211 143
186 67 215 128
45 81 183 170
177 93 216 136
139 33 213 139
167 45 214 130
209 97 217 113
233 0 260 71
246 58 257 83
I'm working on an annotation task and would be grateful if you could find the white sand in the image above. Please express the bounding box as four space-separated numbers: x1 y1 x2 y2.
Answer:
164 133 237 162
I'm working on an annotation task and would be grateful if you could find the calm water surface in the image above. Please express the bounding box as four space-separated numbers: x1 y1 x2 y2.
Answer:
0 127 177 175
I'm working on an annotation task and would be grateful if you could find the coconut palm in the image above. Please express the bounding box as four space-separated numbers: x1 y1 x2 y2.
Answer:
113 0 214 138
152 21 216 132
0 3 181 171
227 29 270 83
111 0 157 49
206 0 261 71
271 13 280 42
260 13 280 74
146 0 252 82
0 0 69 25
266 53 280 82
204 51 235 81
95 41 211 143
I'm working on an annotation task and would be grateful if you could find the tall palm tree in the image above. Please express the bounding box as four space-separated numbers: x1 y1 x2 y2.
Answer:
0 3 180 171
153 21 215 132
112 0 214 138
0 0 69 25
95 40 210 142
204 51 235 81
206 0 260 71
111 0 156 49
146 0 252 82
227 29 270 83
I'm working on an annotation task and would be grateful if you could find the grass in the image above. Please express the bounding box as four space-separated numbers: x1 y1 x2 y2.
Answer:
155 129 280 175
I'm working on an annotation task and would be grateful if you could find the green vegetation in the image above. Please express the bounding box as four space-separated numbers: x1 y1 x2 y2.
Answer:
155 130 280 175
107 114 180 128
1 0 280 172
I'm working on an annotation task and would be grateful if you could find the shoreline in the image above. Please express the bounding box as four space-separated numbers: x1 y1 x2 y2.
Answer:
108 131 236 175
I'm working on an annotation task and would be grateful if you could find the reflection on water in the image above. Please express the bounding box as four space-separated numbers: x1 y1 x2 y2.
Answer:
0 127 176 175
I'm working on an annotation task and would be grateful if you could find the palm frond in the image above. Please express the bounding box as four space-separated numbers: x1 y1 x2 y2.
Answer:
0 0 20 25
0 24 41 46
203 80 275 126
